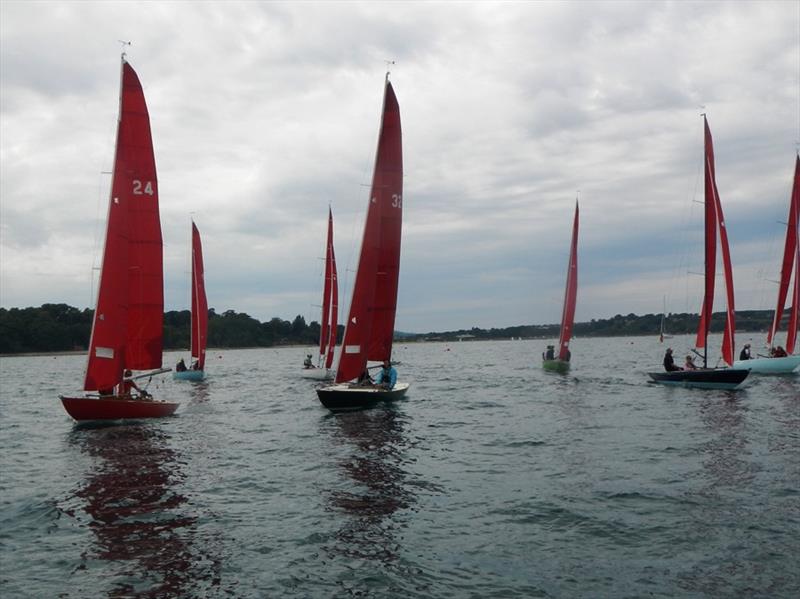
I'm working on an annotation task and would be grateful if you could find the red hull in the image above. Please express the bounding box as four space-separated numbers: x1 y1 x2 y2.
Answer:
60 396 179 421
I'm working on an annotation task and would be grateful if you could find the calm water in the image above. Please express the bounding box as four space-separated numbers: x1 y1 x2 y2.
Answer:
0 336 798 598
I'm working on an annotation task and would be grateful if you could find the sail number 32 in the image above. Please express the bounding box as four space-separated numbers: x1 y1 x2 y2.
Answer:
132 180 155 196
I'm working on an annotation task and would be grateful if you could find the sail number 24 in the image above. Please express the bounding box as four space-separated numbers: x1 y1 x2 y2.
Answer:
132 180 155 196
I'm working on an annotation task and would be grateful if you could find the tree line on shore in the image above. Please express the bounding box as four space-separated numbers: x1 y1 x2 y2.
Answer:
0 303 786 355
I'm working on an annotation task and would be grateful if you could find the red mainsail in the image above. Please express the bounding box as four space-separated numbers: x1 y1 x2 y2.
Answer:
694 116 737 365
336 79 403 383
558 202 579 361
768 155 799 351
191 221 208 370
695 117 718 353
319 208 339 369
84 59 164 391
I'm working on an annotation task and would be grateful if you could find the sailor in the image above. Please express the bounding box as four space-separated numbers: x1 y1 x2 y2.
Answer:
375 359 398 390
738 343 751 360
544 345 555 360
118 369 149 398
663 348 681 372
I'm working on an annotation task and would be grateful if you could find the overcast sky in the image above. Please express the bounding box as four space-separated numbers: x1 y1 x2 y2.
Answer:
1 0 798 333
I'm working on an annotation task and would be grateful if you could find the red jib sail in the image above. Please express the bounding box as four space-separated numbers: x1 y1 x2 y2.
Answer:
84 59 164 391
336 78 403 383
320 208 339 369
558 201 579 361
191 221 208 370
768 155 799 351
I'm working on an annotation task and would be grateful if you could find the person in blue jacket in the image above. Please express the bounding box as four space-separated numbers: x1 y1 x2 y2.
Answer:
374 359 397 390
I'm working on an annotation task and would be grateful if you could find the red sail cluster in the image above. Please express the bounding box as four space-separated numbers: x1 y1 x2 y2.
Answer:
694 116 737 366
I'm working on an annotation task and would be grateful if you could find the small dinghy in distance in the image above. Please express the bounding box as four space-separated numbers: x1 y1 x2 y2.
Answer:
734 155 800 375
60 55 178 420
543 200 578 374
174 220 208 381
301 208 338 381
647 116 749 390
317 73 408 411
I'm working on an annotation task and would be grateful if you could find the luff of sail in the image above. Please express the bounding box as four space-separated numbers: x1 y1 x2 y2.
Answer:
84 59 163 392
558 202 579 361
191 221 208 370
336 79 403 384
768 155 799 351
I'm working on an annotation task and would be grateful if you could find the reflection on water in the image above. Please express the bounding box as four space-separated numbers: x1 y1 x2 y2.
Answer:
66 424 221 597
187 381 211 405
697 394 756 491
322 406 416 563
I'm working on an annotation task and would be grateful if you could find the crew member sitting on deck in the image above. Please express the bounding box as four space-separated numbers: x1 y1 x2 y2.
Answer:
118 369 150 398
739 344 751 361
375 360 397 390
684 355 697 370
544 345 555 360
663 348 681 372
176 358 187 372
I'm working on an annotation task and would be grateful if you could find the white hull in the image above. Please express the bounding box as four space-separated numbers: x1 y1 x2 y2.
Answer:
733 355 800 374
300 368 334 381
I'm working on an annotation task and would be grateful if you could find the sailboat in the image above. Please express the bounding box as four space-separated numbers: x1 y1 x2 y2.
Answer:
543 201 578 373
648 116 749 390
733 155 800 374
60 56 178 420
174 221 208 381
301 208 338 381
316 74 409 410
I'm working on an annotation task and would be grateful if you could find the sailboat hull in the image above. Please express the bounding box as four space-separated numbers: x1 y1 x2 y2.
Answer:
316 382 409 411
173 369 206 381
300 368 334 381
60 396 179 421
542 359 570 373
647 368 749 390
732 355 800 374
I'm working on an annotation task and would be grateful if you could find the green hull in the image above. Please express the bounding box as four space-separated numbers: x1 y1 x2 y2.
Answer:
542 359 570 373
